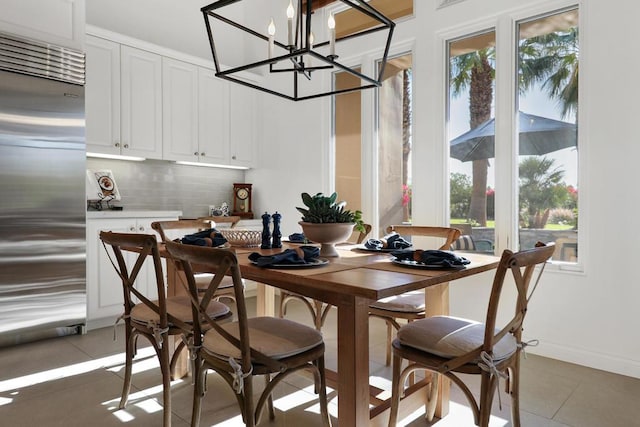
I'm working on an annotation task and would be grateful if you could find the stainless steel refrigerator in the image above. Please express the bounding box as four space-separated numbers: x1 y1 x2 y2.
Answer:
0 32 86 346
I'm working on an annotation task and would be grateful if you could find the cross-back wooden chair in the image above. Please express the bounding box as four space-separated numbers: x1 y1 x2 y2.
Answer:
197 215 241 229
151 219 239 302
99 231 231 427
388 242 555 427
278 223 372 330
369 225 462 365
165 241 332 427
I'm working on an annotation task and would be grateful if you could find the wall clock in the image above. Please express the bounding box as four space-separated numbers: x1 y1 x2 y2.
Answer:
232 183 254 219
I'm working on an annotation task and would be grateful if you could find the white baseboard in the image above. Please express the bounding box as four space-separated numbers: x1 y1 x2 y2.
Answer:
529 341 640 379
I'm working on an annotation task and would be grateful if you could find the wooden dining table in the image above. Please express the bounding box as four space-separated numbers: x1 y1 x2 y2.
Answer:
202 243 501 426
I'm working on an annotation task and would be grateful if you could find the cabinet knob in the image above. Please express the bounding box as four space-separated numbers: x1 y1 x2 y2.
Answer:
129 226 136 232
123 143 129 149
115 142 120 148
232 155 236 160
139 226 145 232
201 152 206 156
194 151 199 156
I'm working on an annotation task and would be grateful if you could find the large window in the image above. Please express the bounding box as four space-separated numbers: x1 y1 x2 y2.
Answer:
447 30 497 251
517 9 579 262
447 7 579 263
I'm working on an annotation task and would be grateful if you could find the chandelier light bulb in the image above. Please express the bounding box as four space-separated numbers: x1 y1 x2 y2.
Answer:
328 14 336 57
287 0 295 46
268 18 276 59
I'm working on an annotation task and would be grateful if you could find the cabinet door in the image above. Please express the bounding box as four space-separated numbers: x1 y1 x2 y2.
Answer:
86 219 132 324
229 84 256 168
0 0 85 50
162 58 199 162
121 46 163 159
198 67 230 165
86 36 121 155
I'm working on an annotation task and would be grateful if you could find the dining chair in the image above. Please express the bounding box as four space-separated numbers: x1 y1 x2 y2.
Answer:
197 215 241 229
387 242 555 427
165 240 332 427
99 231 232 427
369 225 461 366
152 219 239 303
278 223 372 330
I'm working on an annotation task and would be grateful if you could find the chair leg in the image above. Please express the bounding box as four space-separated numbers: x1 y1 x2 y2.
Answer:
509 359 522 427
316 356 332 427
386 321 393 366
265 374 276 421
191 360 205 427
159 341 172 427
478 371 497 427
388 351 403 427
119 325 135 409
425 373 439 422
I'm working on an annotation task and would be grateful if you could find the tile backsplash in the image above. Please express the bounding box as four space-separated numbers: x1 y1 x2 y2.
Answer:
87 158 244 218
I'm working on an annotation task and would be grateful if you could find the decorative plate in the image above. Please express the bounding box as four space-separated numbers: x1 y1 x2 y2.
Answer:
391 259 466 270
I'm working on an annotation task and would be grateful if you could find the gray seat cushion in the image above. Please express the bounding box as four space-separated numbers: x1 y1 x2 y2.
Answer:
397 315 517 361
370 290 425 313
203 316 323 360
131 295 230 325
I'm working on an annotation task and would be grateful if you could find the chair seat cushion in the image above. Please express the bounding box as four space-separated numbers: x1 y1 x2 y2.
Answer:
369 290 425 313
131 295 230 325
194 274 238 291
452 235 476 251
396 315 517 361
203 316 323 360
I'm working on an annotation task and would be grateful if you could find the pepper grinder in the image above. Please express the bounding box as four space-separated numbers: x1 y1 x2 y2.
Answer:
271 211 282 248
261 211 272 249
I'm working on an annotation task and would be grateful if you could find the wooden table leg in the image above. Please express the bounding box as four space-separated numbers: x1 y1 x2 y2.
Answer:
337 296 370 426
425 282 450 418
255 281 274 317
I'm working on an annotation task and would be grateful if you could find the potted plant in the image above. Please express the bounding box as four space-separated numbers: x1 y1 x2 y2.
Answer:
296 192 365 257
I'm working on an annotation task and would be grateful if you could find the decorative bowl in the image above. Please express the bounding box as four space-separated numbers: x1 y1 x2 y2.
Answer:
219 229 262 247
298 221 355 257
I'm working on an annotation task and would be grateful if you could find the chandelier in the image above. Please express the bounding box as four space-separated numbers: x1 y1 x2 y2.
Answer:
201 0 395 101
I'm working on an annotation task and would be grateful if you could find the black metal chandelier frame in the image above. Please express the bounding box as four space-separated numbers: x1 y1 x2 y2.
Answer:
201 0 395 101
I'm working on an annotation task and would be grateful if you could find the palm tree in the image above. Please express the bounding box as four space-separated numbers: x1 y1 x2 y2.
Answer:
450 48 495 226
519 156 566 229
519 27 579 119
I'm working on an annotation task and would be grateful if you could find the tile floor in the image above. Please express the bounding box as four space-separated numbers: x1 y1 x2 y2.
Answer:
1 298 639 426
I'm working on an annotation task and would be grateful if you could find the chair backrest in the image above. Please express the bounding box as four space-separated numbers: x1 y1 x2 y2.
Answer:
197 215 241 229
385 225 461 250
483 243 555 354
348 223 372 244
99 231 168 325
164 241 286 374
451 235 477 251
151 219 212 243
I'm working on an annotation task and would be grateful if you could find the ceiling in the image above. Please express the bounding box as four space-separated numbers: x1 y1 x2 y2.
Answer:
86 0 218 60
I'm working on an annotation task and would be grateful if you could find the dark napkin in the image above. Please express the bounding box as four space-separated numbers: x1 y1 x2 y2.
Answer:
181 228 227 247
288 233 307 243
249 246 320 267
364 232 412 250
391 249 470 267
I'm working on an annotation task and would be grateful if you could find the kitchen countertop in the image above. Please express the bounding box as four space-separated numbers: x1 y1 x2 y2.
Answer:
86 210 183 219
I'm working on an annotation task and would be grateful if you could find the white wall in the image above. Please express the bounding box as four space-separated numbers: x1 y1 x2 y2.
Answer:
252 0 640 379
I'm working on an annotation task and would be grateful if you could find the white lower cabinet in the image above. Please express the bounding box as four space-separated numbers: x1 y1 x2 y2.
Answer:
86 213 180 329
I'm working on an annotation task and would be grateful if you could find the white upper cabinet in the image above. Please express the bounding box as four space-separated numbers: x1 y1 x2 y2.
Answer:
198 67 231 165
228 84 257 168
86 36 121 155
86 35 163 159
120 45 163 159
0 0 85 50
162 59 230 165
